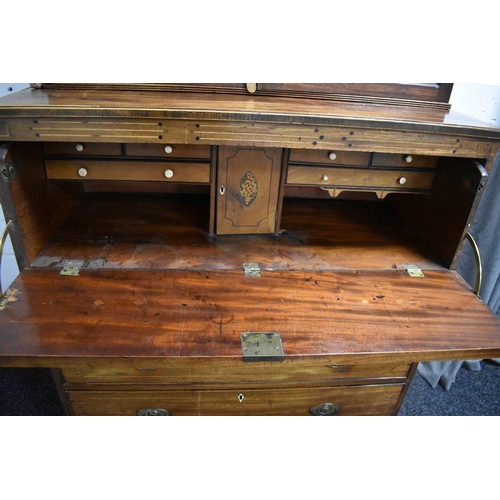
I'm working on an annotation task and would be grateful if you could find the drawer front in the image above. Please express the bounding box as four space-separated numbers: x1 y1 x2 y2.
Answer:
45 160 211 183
289 149 371 166
125 143 212 159
286 166 435 190
371 153 438 168
61 360 411 384
43 142 122 157
68 384 404 416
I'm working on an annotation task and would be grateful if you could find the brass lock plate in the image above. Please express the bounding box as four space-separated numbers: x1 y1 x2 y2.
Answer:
241 332 284 362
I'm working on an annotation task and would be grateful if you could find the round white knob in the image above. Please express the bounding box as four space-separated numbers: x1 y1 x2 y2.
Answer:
405 155 413 163
75 144 84 152
322 174 329 181
329 152 337 161
398 177 407 185
164 169 174 178
78 168 88 177
164 146 173 154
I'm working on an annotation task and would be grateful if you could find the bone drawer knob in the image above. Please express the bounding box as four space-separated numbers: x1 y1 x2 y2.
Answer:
164 146 173 154
77 168 88 177
164 169 174 178
75 144 84 152
405 155 413 163
398 177 407 185
329 152 337 160
322 174 329 181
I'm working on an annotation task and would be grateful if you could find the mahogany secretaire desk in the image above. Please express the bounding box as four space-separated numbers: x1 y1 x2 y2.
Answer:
1 83 500 416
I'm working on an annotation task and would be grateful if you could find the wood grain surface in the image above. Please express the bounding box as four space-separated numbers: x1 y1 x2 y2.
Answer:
216 147 283 234
124 143 211 159
286 166 435 190
29 194 444 271
68 384 404 416
1 268 499 364
61 358 410 385
45 160 211 183
7 143 83 264
0 89 499 139
44 142 123 157
288 149 371 165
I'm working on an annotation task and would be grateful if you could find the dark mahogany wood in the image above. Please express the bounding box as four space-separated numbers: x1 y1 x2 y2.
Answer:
1 268 499 365
29 194 444 271
0 89 498 139
1 84 499 416
216 147 283 234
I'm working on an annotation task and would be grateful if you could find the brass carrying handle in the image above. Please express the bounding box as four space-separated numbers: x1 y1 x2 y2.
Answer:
465 232 482 297
0 219 14 299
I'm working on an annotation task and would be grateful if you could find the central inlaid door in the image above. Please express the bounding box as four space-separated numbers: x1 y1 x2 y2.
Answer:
216 147 283 234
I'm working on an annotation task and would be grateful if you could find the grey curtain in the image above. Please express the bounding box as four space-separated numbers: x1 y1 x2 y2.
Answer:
418 152 500 390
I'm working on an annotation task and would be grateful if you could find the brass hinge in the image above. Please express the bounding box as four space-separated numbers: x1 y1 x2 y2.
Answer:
404 264 425 278
243 263 261 277
60 260 85 276
241 332 285 362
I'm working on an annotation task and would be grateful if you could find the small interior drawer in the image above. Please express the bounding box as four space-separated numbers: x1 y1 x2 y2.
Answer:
68 383 404 416
43 142 123 157
125 143 212 159
289 149 370 166
45 160 211 183
286 166 435 190
371 153 438 168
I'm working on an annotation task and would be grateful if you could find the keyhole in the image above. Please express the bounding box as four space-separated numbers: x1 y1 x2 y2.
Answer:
220 186 225 195
238 393 244 403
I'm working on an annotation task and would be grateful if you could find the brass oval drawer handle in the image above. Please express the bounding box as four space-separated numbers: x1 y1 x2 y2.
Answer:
137 408 170 416
310 403 340 416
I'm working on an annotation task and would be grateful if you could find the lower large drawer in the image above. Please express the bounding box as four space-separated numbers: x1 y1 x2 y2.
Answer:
68 384 404 416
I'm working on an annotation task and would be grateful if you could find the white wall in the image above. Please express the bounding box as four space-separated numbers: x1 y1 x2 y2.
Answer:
0 83 29 292
450 83 500 125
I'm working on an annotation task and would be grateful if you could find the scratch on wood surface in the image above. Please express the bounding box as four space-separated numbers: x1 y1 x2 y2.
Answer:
177 283 190 355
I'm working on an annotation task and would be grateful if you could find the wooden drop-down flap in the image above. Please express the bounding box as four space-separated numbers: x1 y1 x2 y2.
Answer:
0 268 499 367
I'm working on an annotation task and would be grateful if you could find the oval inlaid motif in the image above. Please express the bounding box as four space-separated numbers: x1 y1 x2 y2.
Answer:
239 171 258 207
